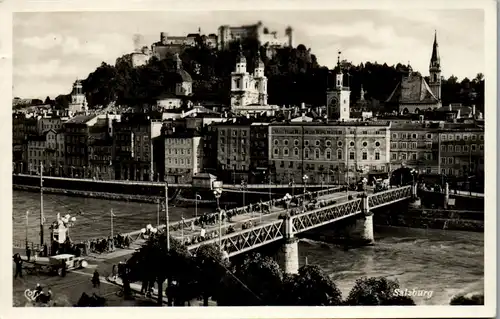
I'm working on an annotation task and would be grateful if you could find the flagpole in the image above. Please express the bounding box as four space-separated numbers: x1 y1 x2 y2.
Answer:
25 210 29 249
110 209 114 239
181 214 184 245
40 163 44 248
165 184 170 251
195 192 198 218
157 199 160 228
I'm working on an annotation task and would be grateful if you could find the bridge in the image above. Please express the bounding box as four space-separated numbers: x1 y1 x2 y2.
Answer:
129 184 415 275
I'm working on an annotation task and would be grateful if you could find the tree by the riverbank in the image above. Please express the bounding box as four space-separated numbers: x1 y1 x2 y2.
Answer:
449 294 484 305
127 238 417 306
344 276 415 305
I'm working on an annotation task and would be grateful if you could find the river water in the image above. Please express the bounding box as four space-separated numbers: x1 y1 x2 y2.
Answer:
12 191 483 305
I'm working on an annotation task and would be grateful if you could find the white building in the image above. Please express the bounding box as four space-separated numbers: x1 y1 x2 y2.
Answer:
230 47 275 115
68 79 88 114
326 54 350 122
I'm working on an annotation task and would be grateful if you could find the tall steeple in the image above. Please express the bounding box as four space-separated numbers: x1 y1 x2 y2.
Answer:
429 30 442 101
430 30 440 69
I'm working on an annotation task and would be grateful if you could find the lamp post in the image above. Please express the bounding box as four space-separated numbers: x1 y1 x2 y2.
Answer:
302 174 308 212
195 193 201 218
165 184 170 251
213 187 223 251
241 179 247 208
25 210 29 249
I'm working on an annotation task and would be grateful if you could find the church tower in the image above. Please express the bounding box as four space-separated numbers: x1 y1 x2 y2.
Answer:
230 44 250 107
326 52 350 121
429 31 441 100
254 50 268 105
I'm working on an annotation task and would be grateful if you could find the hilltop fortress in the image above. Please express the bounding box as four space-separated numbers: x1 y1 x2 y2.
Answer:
131 21 294 67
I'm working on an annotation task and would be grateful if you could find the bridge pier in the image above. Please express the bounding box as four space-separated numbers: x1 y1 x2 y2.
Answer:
361 194 375 245
444 182 450 209
409 182 422 209
278 216 299 274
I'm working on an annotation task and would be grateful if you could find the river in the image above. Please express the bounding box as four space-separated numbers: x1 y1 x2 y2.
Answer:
12 190 483 305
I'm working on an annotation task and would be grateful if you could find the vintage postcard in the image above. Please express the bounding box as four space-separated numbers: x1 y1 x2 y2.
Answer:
0 0 496 318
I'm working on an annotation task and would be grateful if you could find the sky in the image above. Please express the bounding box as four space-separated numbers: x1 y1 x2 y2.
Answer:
13 10 484 99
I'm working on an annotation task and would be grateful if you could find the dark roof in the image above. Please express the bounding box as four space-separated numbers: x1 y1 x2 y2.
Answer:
270 120 391 127
164 128 201 138
65 115 96 124
174 69 192 82
157 92 179 99
386 74 439 104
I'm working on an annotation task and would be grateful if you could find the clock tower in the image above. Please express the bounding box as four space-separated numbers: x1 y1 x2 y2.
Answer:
327 52 350 121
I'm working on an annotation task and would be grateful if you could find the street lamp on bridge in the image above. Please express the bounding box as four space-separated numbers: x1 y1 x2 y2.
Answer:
213 187 223 252
302 174 309 212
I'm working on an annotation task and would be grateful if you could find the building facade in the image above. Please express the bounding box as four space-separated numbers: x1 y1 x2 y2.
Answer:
249 122 270 183
268 121 391 185
438 124 484 178
389 121 441 174
164 129 203 184
112 114 162 181
216 120 252 183
63 115 98 178
27 134 46 174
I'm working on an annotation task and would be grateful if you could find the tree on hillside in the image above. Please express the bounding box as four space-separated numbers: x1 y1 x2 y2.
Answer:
279 265 343 306
44 96 53 106
344 276 415 305
54 94 70 110
79 37 485 111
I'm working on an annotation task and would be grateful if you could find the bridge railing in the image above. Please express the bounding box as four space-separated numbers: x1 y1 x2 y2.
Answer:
367 185 412 209
122 186 346 239
187 219 284 257
291 198 363 234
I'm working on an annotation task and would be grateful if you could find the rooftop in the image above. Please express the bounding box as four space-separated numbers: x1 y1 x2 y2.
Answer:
270 120 391 127
65 115 97 125
386 74 439 105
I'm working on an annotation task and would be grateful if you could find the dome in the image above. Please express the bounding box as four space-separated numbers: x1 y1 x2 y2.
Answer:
174 69 192 83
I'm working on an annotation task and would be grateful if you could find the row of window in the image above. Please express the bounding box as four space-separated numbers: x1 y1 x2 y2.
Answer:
272 128 386 135
165 138 189 144
167 158 192 165
392 133 433 140
219 129 249 137
167 148 192 155
273 161 388 173
390 142 432 149
390 152 433 161
441 133 484 141
440 144 483 152
440 157 484 165
273 147 382 161
273 139 383 148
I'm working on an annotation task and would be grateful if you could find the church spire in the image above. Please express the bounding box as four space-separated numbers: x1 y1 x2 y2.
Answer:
430 30 440 69
238 43 246 64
